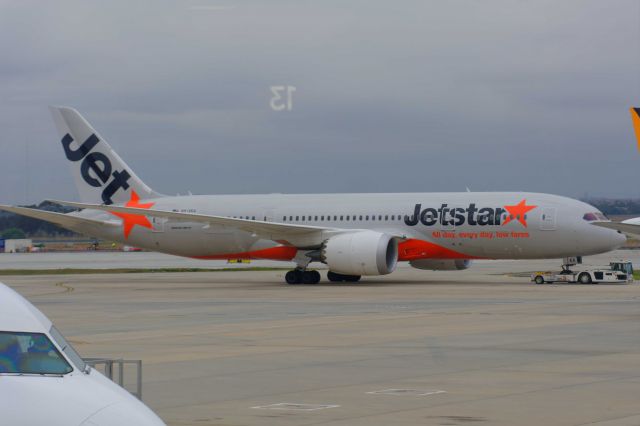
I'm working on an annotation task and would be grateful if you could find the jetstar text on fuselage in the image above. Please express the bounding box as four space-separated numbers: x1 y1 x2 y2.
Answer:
404 203 534 227
61 133 131 205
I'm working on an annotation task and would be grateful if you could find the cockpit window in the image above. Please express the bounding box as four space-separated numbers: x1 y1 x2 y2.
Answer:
583 212 608 222
49 326 86 372
0 331 72 375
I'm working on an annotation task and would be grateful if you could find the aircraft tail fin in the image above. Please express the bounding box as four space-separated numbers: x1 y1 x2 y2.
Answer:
49 106 161 205
630 107 640 151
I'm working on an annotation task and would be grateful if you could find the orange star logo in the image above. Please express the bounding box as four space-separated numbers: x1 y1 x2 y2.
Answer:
109 191 155 238
502 199 537 228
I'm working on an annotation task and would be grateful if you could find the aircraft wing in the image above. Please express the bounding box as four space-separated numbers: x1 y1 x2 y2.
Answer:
46 200 371 247
0 205 116 231
592 221 640 237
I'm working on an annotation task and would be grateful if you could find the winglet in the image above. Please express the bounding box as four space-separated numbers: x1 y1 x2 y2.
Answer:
630 107 640 151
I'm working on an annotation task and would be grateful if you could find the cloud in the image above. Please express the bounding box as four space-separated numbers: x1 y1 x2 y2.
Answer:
0 0 638 204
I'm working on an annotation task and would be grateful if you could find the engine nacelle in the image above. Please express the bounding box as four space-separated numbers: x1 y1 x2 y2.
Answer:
321 231 398 276
410 259 472 271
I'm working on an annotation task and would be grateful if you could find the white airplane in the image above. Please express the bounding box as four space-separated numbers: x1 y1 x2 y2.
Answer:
0 107 626 284
0 283 165 425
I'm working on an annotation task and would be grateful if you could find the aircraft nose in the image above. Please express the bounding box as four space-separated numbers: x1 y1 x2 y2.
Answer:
579 224 626 255
594 227 626 253
80 401 166 426
612 229 627 249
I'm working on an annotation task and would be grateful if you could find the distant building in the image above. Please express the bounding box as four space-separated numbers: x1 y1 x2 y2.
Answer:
3 239 33 253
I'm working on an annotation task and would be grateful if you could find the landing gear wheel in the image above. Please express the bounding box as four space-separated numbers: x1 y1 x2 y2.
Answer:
534 275 545 285
579 273 592 284
285 270 302 285
327 271 342 282
302 270 321 284
286 269 320 284
327 271 361 283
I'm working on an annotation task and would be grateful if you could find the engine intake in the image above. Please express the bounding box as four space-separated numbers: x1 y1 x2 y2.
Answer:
321 231 398 276
409 259 472 270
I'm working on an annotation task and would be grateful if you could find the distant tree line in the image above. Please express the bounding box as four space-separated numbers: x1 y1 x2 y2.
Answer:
0 201 78 238
583 198 640 216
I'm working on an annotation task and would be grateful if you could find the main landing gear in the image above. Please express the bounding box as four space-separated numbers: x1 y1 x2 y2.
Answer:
327 271 361 283
285 269 321 285
284 270 362 284
284 252 362 284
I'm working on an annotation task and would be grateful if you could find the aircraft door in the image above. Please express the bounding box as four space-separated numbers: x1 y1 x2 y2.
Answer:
263 208 276 222
540 208 556 231
440 206 459 231
151 217 166 232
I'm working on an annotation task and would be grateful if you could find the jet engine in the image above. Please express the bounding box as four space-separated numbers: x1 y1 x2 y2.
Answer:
409 259 472 270
321 231 398 276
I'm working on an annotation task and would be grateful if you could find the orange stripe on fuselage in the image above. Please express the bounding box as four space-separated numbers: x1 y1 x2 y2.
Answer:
397 239 482 261
194 246 298 261
194 239 480 262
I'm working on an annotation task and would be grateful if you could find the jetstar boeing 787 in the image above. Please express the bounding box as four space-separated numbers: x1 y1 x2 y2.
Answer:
0 107 626 284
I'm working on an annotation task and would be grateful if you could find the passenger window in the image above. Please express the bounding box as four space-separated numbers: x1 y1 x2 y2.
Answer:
302 216 306 221
283 216 286 221
372 215 375 221
385 215 388 220
340 215 343 221
333 215 337 220
346 216 350 221
359 215 363 220
366 215 369 220
315 216 318 221
321 216 324 220
296 216 299 221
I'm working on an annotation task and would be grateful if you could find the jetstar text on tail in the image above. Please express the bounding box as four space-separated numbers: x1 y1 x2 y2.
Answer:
405 200 537 227
61 133 131 205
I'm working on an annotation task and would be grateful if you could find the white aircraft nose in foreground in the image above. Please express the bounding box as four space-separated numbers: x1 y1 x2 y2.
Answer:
0 107 626 284
0 283 165 426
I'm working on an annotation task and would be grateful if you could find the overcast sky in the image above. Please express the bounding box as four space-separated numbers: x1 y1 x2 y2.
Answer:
1 0 639 205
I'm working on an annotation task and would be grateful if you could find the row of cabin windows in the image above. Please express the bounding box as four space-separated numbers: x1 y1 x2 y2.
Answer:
227 215 405 222
227 214 527 222
283 214 405 222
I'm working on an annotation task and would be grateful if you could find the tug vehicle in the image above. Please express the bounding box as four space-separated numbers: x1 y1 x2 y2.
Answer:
531 258 633 284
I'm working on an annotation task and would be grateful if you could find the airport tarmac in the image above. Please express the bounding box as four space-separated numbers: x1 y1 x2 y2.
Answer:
2 251 640 426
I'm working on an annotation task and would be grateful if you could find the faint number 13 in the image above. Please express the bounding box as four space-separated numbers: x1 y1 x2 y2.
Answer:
270 86 296 111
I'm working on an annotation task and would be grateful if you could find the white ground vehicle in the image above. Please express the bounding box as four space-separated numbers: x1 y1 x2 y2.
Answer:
531 261 634 284
0 283 165 426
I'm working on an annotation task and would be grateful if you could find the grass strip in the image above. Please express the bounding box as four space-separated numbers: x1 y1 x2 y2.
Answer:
0 267 290 276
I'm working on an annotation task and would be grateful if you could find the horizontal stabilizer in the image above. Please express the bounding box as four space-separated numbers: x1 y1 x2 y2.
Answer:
592 221 640 237
0 205 115 231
